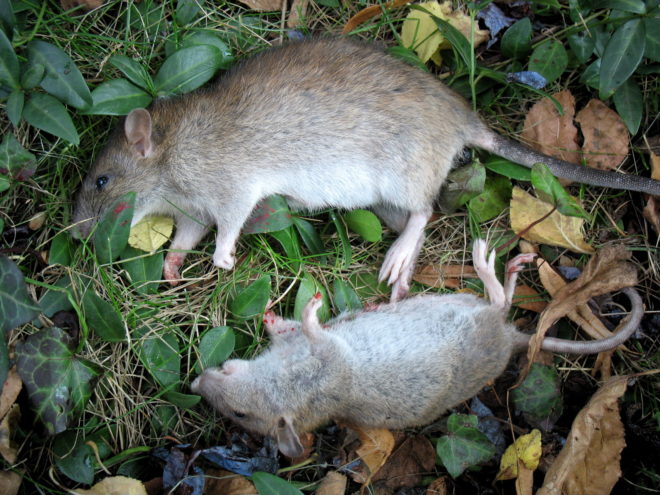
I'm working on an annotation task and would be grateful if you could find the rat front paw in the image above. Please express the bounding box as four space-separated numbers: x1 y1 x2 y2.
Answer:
213 250 236 270
164 252 186 285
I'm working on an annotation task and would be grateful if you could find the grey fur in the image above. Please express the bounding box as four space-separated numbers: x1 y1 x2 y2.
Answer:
191 240 643 457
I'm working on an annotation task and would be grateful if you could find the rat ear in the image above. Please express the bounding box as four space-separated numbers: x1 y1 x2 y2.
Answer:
124 108 153 158
275 416 303 458
221 359 249 376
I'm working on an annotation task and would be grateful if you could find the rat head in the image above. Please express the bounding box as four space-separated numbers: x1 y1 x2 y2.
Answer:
72 108 165 238
191 359 304 458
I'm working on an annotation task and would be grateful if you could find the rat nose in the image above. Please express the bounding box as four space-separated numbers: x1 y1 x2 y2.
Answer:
191 375 203 393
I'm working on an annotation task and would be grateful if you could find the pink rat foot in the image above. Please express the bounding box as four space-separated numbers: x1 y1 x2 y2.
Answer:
505 253 537 276
164 252 187 285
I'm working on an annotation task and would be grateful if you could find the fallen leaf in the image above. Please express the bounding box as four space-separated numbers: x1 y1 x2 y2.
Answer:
412 263 478 288
401 1 489 65
349 427 396 485
513 284 547 312
510 186 594 254
28 212 46 231
290 431 315 463
316 471 348 495
370 434 436 492
61 0 103 10
72 476 147 495
236 0 282 11
538 376 629 495
642 152 660 234
0 405 19 464
128 216 174 252
287 0 309 28
425 477 448 495
521 91 581 165
496 429 542 480
204 469 257 495
575 99 629 171
516 463 534 495
0 368 22 422
0 470 21 495
343 0 413 34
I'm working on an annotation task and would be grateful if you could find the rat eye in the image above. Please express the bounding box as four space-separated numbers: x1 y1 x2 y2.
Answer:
233 411 246 419
95 175 109 190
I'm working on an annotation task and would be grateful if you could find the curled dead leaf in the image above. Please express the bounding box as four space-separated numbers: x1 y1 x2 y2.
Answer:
61 0 103 10
343 0 413 34
510 187 594 254
71 476 147 495
370 434 436 492
425 477 448 495
412 263 478 288
236 0 283 11
128 216 174 252
287 0 309 28
496 429 542 481
203 469 257 495
0 405 19 464
316 471 348 495
0 368 22 421
538 376 629 495
522 91 581 165
576 100 629 171
349 427 396 485
0 470 21 495
513 284 547 313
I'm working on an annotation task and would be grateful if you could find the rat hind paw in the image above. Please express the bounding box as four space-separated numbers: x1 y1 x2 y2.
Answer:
472 239 506 309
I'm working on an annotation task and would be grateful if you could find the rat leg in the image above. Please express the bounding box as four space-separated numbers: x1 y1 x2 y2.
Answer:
389 231 425 303
212 199 260 270
371 204 409 233
503 252 537 306
471 239 506 309
379 209 431 290
263 310 301 341
301 293 324 339
164 215 210 284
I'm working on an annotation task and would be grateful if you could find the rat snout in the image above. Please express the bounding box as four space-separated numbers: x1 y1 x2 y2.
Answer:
191 367 224 394
70 216 95 239
190 375 203 393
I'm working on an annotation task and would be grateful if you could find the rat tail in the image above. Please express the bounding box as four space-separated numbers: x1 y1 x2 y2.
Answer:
470 130 660 196
540 288 643 354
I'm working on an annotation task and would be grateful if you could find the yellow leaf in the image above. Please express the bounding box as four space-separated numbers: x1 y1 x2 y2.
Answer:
351 427 395 485
496 429 542 481
400 1 489 65
72 476 147 495
128 216 174 252
510 187 594 254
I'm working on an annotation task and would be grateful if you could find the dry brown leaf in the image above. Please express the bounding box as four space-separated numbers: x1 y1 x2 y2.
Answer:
0 368 22 422
343 0 413 34
71 476 146 495
28 212 46 231
412 263 478 288
642 152 660 233
290 431 315 464
204 469 257 495
516 463 534 495
370 434 436 493
538 376 629 495
315 471 348 495
0 470 22 495
61 0 103 10
0 405 19 464
510 187 594 254
522 90 581 165
236 0 282 11
287 0 309 28
425 477 448 495
576 99 629 171
513 284 547 313
527 245 637 365
350 427 396 485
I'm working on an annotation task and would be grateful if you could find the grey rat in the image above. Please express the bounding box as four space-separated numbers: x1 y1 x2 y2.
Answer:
190 239 643 458
72 38 660 300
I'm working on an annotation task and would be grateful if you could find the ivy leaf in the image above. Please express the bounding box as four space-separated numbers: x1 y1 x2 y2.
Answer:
85 79 153 115
93 191 136 264
23 93 79 145
436 413 497 478
467 175 512 223
195 326 235 373
230 275 271 319
53 430 95 484
244 195 293 234
599 19 646 99
15 326 99 435
154 45 221 96
500 17 532 59
528 40 568 84
0 255 40 334
0 133 37 180
512 363 563 430
27 40 92 110
439 161 486 212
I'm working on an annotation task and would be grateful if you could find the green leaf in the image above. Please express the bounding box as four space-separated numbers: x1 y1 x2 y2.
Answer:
269 226 302 270
601 0 646 13
439 161 486 212
27 40 92 110
52 430 95 484
580 58 601 89
467 175 512 223
125 0 165 40
598 19 646 99
643 16 659 62
38 276 73 318
176 0 204 25
231 275 271 319
315 0 340 5
6 89 24 126
85 79 152 116
163 391 201 408
387 45 429 72
0 255 40 333
0 175 9 193
93 191 136 264
567 31 596 64
23 93 79 145
333 279 362 312
0 28 19 89
424 10 472 68
195 326 234 373
20 62 45 89
330 210 352 268
343 210 382 242
294 273 329 322
531 163 589 218
109 55 153 90
484 157 531 181
15 326 99 435
244 195 293 234
512 363 563 430
347 272 389 300
252 472 304 495
49 232 74 266
0 338 8 386
139 331 180 388
501 18 532 60
0 133 37 179
81 291 125 342
528 40 568 84
120 246 163 295
0 0 16 34
436 413 497 478
154 45 221 96
181 31 235 69
292 217 325 256
613 78 643 135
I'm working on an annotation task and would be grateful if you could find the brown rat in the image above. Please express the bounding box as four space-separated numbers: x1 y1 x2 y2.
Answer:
190 240 643 457
72 38 660 299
